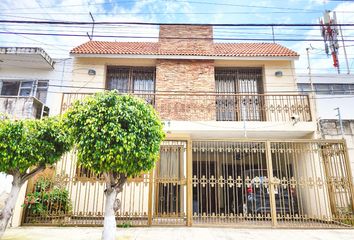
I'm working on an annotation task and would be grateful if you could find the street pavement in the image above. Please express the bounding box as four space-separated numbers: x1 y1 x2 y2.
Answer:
2 226 354 240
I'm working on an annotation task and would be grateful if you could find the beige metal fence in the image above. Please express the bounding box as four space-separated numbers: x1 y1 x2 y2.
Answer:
22 139 353 228
191 140 353 228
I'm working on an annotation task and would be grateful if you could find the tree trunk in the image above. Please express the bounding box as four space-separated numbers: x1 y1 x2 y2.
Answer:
101 188 117 240
0 174 22 238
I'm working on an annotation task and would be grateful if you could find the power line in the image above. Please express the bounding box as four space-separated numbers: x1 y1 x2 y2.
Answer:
6 25 354 39
2 30 354 42
2 20 354 26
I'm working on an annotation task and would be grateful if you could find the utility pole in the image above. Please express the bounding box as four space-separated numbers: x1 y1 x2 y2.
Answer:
337 12 350 74
306 47 315 93
334 107 344 138
306 47 322 139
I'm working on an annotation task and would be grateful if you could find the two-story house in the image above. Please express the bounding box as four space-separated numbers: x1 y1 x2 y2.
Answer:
20 25 353 228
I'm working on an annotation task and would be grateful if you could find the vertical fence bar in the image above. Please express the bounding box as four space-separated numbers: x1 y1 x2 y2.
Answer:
266 141 277 227
147 169 154 226
187 139 193 226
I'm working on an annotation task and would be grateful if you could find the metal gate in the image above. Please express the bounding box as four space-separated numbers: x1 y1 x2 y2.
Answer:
191 140 354 228
151 140 188 225
22 139 353 228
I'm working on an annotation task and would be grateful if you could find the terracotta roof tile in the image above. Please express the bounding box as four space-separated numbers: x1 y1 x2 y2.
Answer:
214 43 299 57
70 41 299 57
70 41 158 55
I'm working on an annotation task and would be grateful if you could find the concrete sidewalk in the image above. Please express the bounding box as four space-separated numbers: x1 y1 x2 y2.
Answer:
2 227 354 240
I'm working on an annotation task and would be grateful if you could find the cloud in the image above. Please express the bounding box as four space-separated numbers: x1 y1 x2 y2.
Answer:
0 0 352 73
0 0 196 58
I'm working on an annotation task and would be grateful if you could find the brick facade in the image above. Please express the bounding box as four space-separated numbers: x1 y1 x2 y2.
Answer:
155 25 216 121
155 59 216 121
158 25 213 55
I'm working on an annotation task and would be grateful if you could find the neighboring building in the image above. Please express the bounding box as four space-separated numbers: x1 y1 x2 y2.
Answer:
297 74 354 119
0 47 73 227
297 73 354 176
16 26 354 228
0 47 73 118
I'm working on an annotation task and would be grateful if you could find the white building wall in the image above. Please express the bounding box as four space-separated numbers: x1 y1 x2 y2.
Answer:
296 74 354 120
297 74 354 180
0 58 73 116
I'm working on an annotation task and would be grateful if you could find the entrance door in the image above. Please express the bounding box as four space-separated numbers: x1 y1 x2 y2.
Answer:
153 141 187 225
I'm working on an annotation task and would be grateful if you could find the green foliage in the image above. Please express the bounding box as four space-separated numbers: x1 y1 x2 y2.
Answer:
119 221 132 228
63 90 165 176
0 117 72 176
22 177 71 216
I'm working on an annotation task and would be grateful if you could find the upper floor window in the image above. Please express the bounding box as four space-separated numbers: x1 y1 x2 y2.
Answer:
215 68 263 94
298 83 354 95
214 68 264 121
106 66 155 93
0 80 49 103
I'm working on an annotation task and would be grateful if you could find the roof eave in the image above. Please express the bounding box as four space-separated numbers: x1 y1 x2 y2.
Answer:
0 47 55 69
70 53 299 61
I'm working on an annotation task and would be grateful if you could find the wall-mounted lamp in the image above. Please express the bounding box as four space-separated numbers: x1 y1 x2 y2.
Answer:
165 120 171 134
88 69 96 76
275 71 283 77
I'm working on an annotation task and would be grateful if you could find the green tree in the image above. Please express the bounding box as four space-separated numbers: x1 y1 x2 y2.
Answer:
0 117 71 237
64 91 164 240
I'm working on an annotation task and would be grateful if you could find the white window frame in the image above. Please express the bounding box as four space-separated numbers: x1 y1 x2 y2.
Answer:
0 79 49 103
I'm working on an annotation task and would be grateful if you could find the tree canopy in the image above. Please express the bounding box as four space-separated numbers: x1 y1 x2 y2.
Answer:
63 90 165 177
0 117 72 182
0 116 72 237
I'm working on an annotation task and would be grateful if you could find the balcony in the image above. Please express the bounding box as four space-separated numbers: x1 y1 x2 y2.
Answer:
61 92 312 122
0 96 46 119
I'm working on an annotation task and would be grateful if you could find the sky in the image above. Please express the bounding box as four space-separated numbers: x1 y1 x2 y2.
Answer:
0 0 354 74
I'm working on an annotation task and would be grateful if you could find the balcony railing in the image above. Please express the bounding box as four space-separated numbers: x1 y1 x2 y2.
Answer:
0 96 45 119
61 92 312 122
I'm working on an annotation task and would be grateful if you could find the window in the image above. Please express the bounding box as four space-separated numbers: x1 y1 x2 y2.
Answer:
1 81 20 96
36 81 49 103
215 68 264 121
106 66 155 93
0 80 49 103
315 84 331 94
19 81 35 96
297 83 354 95
106 66 155 104
298 83 311 93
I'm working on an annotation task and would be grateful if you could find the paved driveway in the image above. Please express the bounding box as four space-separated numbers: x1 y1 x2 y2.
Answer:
2 227 354 240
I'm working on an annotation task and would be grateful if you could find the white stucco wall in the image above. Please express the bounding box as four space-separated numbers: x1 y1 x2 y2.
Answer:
316 95 354 119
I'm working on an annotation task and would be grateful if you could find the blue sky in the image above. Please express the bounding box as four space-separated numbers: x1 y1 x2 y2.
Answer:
0 0 354 74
